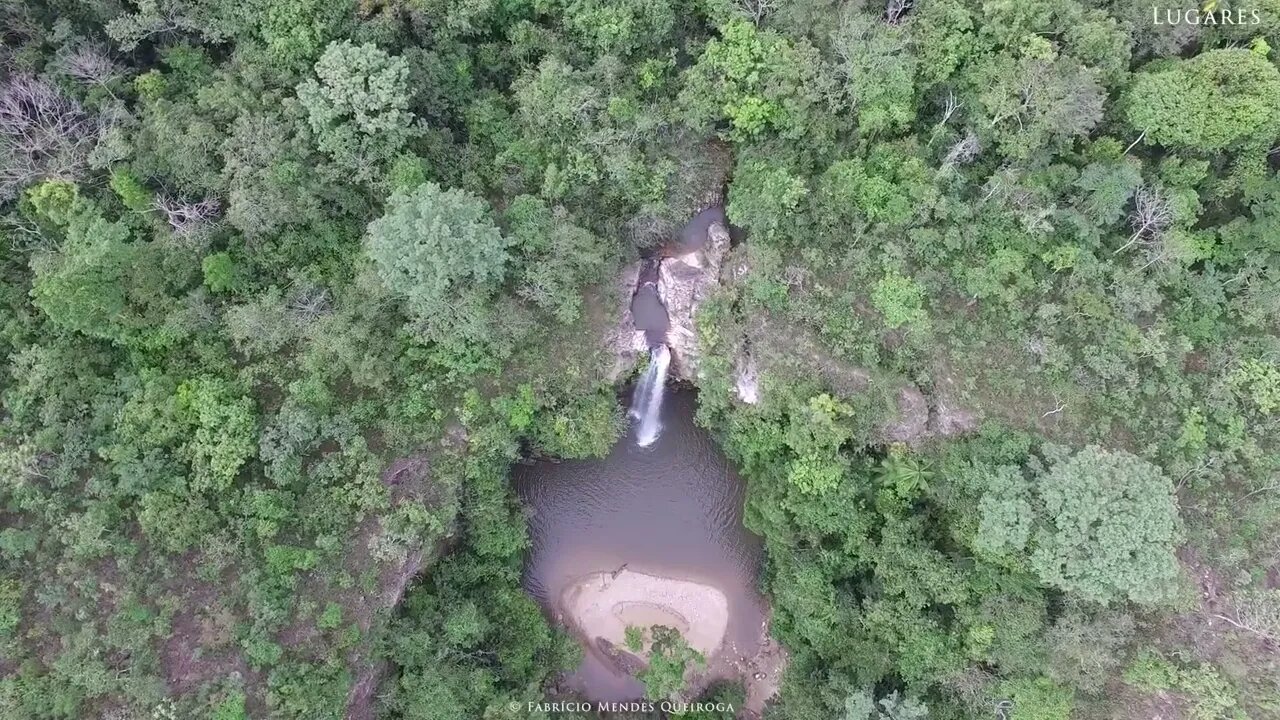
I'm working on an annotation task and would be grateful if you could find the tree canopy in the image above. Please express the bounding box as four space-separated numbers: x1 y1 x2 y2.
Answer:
1 1 1278 718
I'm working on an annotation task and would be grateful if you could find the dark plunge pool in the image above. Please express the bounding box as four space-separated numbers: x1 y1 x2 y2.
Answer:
512 390 767 701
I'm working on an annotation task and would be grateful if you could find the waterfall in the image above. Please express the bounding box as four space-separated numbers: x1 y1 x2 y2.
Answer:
629 344 670 447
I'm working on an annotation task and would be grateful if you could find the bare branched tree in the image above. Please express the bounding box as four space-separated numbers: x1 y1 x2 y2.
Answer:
1116 185 1175 267
287 285 333 325
0 75 103 200
1214 589 1280 642
782 264 809 289
885 0 913 24
736 0 780 26
59 45 122 100
940 90 961 125
0 439 53 486
940 131 980 174
154 195 221 237
1 213 53 253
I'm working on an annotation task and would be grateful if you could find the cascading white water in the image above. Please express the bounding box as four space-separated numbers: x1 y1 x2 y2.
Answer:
629 344 670 447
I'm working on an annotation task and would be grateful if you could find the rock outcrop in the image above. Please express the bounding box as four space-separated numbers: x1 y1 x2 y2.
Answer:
657 221 731 381
604 212 731 384
603 261 648 383
880 386 930 444
735 352 760 405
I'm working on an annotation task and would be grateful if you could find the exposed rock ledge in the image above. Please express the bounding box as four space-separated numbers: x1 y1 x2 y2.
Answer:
658 221 731 381
604 261 647 384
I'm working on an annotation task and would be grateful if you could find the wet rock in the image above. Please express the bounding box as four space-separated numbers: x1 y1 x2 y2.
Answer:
596 637 646 676
604 261 649 383
658 221 731 381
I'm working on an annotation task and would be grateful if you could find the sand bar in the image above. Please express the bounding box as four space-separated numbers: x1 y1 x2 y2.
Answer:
559 570 729 656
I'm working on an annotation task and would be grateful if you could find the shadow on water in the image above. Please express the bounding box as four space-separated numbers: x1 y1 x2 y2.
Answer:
512 390 766 701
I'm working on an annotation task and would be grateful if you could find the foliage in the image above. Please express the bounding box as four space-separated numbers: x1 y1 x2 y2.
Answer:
842 690 929 720
297 41 415 182
1 2 1277 719
871 271 928 332
1125 651 1244 720
1030 446 1182 606
502 194 610 324
624 624 644 652
202 252 239 293
638 626 704 702
1003 676 1073 720
679 19 834 141
1125 49 1280 151
973 463 1034 562
176 378 258 492
29 203 184 348
365 182 510 343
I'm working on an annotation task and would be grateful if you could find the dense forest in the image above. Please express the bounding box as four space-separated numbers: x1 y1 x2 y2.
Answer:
2 0 1279 718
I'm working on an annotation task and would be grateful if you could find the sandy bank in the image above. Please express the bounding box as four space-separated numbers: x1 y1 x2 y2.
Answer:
560 570 729 657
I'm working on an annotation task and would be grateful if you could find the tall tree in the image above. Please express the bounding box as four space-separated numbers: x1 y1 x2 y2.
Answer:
297 41 416 183
1030 446 1182 605
365 182 510 343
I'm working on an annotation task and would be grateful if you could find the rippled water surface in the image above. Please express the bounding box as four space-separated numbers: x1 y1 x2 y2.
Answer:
513 390 765 700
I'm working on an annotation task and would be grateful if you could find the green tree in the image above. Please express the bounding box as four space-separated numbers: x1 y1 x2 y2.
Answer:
1045 603 1136 693
30 205 185 348
842 690 929 720
1030 446 1182 605
365 183 511 343
1004 676 1073 720
678 19 835 141
624 625 644 652
871 271 928 332
832 16 917 136
784 394 853 495
970 54 1104 160
973 464 1034 563
726 155 808 245
639 626 704 701
553 0 677 56
297 41 416 182
502 195 610 324
176 378 258 493
0 578 22 639
1124 49 1280 151
258 0 355 69
202 252 239 293
533 391 623 459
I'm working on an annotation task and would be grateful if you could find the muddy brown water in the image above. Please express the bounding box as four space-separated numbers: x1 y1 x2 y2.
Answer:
675 206 726 253
513 390 766 701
